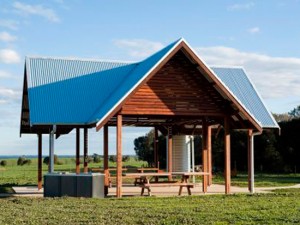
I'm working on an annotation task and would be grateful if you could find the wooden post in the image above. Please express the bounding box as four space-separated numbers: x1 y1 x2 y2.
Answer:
83 128 88 173
76 128 80 174
167 127 172 181
154 127 158 168
224 117 231 194
104 125 109 196
38 133 42 190
202 119 208 193
207 125 212 186
116 115 122 198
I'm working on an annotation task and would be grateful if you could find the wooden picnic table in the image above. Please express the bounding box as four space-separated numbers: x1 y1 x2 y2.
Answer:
137 168 159 173
124 172 170 184
125 172 195 196
172 171 210 194
90 168 128 172
136 168 160 183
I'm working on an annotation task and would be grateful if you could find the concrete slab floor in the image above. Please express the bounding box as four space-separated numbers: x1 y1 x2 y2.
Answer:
8 183 299 198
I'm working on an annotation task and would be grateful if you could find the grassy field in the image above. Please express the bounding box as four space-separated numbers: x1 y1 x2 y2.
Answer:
0 157 300 192
0 189 299 224
214 173 300 187
0 157 300 224
0 157 146 193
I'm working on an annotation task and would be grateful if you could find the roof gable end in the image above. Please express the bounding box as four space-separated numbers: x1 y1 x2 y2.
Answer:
94 38 184 129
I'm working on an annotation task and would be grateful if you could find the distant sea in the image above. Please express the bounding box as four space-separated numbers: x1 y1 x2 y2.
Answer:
0 155 75 159
0 154 134 159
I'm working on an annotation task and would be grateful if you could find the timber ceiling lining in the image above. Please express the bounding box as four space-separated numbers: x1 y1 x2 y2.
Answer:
121 50 231 116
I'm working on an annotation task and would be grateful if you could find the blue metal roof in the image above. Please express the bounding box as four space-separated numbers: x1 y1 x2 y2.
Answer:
26 58 132 88
23 38 278 130
211 67 278 128
26 39 181 125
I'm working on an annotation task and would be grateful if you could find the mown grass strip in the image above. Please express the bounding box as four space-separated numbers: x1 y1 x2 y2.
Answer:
0 190 299 225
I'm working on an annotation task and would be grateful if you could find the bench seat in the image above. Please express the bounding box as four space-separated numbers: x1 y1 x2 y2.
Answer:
139 182 195 196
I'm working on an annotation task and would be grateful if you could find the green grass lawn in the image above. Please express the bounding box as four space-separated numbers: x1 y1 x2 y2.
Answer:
0 157 300 224
0 157 147 192
213 173 300 187
0 157 300 192
0 189 299 224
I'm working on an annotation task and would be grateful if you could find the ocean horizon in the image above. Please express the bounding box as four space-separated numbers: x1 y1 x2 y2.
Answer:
0 155 75 159
0 154 135 159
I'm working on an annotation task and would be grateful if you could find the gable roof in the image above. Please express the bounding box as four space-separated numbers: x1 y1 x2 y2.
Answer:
21 38 279 134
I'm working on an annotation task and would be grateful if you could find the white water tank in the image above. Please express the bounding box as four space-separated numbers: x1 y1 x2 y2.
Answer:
172 135 192 172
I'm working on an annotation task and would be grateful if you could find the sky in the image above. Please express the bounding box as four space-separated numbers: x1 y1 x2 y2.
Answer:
0 0 300 156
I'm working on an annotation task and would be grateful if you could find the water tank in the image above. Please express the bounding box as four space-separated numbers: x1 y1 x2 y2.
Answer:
172 135 192 172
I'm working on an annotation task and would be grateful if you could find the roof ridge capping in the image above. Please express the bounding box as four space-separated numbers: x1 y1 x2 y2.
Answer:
138 38 184 63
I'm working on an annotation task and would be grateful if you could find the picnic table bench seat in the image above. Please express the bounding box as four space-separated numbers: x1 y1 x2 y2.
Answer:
139 182 195 196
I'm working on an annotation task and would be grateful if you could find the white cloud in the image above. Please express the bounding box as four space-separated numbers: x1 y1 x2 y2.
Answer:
0 87 21 104
0 88 20 98
0 70 13 78
196 46 300 99
0 99 7 104
0 31 17 42
0 49 21 63
13 1 60 23
227 2 254 11
113 39 164 58
0 19 19 30
247 27 260 34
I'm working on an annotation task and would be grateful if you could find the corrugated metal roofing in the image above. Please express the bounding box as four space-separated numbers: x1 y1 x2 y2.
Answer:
211 67 278 128
26 39 180 125
26 58 132 88
23 38 278 130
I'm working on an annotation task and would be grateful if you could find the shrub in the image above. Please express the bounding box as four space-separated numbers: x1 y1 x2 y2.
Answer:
43 155 60 165
109 155 117 163
43 157 49 165
0 160 7 167
122 155 130 162
17 157 33 166
93 154 101 163
23 159 32 165
86 156 93 163
56 160 64 165
17 156 26 166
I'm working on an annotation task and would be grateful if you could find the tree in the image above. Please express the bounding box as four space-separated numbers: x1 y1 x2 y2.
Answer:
288 105 300 119
278 118 300 173
134 135 154 166
17 156 32 166
122 155 130 162
43 155 60 165
134 130 167 167
109 155 117 163
17 156 26 166
93 154 101 163
0 160 7 167
273 113 292 122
